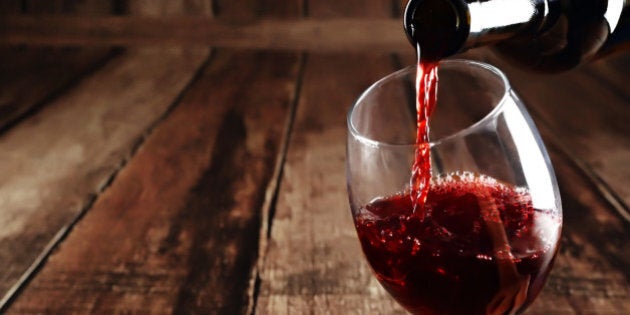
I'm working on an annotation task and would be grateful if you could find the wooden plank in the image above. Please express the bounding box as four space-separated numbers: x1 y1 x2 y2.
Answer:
23 0 113 14
0 47 114 132
255 53 408 315
0 0 119 132
0 0 118 131
255 3 407 315
210 0 303 19
254 1 406 312
0 47 210 311
127 0 213 16
307 0 394 17
0 1 212 309
6 0 303 313
0 16 409 53
5 48 300 314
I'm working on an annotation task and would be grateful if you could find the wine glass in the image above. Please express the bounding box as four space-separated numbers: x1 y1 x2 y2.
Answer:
346 60 562 315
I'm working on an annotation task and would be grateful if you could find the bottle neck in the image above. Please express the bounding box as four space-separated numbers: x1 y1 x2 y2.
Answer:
404 0 549 61
404 0 629 69
404 0 471 62
463 0 549 50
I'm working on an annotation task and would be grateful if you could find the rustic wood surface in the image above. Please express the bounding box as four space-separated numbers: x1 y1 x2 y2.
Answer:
255 1 408 313
0 46 209 310
0 16 408 53
255 53 408 315
22 0 115 15
0 47 114 132
0 0 628 314
0 0 116 131
5 48 300 314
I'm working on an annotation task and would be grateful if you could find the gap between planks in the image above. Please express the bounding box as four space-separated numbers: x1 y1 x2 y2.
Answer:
247 53 308 315
0 49 216 313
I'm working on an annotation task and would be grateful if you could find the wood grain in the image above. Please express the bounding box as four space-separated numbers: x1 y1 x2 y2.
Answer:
254 2 410 313
255 2 408 315
5 48 301 314
23 0 113 15
0 47 210 310
255 53 410 315
0 0 121 304
0 16 409 53
0 0 118 131
306 0 395 17
6 0 305 313
0 0 213 308
0 47 114 132
127 0 213 16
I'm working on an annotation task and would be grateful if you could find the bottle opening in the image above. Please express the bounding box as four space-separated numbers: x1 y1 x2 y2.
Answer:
404 0 470 61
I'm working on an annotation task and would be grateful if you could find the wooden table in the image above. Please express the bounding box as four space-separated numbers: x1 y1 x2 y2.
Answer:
0 1 628 314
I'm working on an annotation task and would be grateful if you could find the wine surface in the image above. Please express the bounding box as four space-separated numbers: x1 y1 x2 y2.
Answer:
355 173 560 315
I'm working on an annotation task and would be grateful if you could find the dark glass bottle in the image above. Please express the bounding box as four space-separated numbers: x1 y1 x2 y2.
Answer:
404 0 630 71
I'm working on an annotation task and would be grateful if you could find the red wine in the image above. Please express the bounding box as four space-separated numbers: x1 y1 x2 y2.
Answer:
410 58 438 219
355 173 560 315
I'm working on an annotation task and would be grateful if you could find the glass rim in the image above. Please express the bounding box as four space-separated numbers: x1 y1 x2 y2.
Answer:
347 59 512 148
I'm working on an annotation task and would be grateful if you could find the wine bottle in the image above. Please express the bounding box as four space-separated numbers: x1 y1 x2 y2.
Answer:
404 0 630 71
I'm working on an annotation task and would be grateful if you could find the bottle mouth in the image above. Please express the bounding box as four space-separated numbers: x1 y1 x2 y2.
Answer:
403 0 470 61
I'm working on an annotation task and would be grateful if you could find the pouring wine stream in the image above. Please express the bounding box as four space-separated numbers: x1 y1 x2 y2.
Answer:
410 43 437 219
